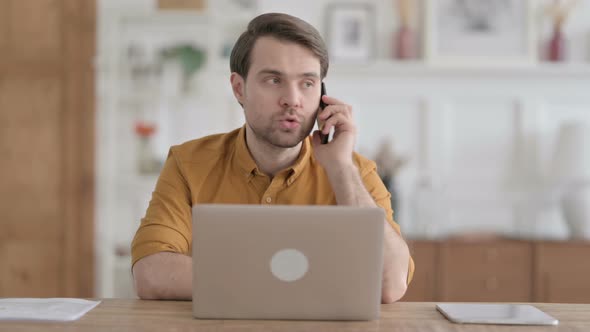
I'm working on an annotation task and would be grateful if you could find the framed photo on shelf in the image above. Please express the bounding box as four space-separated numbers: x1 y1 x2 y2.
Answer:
424 0 536 66
157 0 207 11
324 3 375 62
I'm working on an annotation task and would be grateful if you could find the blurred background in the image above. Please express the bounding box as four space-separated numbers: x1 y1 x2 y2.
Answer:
2 0 590 302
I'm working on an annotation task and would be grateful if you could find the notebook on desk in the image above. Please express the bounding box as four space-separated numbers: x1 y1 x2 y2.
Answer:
436 303 559 325
191 204 385 321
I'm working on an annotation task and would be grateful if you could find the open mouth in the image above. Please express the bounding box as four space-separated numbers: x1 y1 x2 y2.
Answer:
279 119 300 129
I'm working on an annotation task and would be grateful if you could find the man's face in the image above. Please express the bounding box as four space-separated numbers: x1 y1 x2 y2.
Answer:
232 36 322 148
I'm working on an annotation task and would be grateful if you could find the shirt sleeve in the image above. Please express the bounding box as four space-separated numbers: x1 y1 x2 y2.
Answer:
359 161 415 285
131 147 192 267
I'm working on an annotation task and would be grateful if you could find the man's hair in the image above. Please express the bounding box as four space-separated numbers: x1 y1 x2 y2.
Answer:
230 13 329 80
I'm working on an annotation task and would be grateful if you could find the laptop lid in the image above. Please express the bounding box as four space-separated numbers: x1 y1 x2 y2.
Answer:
192 204 385 321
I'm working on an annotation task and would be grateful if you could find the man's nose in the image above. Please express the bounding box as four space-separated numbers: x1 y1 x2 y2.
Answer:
279 83 301 108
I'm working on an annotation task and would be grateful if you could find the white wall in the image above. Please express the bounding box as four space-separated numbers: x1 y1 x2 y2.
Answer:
96 0 590 297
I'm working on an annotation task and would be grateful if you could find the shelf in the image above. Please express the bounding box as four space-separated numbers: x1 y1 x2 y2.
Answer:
206 59 590 79
327 60 590 78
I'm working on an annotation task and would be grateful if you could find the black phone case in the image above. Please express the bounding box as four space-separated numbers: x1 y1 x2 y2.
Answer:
319 82 329 144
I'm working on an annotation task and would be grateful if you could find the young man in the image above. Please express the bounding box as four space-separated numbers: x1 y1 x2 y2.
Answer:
131 13 414 304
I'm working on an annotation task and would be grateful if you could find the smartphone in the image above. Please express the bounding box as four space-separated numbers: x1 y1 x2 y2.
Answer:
318 82 329 144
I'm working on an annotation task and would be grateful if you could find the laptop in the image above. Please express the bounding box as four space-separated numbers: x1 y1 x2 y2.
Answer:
191 204 385 321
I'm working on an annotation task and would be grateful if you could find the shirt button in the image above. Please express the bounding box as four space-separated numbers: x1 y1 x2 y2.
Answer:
265 197 272 203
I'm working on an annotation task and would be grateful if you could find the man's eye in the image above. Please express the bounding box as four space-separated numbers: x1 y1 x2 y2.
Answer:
268 78 280 84
304 81 314 88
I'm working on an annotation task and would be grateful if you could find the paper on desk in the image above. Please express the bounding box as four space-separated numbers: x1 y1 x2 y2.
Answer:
0 298 100 321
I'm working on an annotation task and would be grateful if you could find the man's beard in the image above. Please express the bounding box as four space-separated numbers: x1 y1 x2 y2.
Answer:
249 113 316 148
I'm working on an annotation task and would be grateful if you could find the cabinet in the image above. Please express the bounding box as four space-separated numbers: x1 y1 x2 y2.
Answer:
534 241 590 303
404 239 590 303
403 240 439 301
439 240 532 302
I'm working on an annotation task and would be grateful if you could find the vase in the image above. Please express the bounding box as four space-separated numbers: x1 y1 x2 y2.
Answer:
561 184 590 239
548 25 566 62
394 25 415 60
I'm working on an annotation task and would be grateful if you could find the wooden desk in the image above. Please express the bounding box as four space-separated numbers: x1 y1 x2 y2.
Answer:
1 299 589 331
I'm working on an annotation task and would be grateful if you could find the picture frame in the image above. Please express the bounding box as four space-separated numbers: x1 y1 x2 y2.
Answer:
424 0 536 66
325 3 376 62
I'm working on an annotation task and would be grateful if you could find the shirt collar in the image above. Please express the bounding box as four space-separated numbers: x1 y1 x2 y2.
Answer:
234 125 258 177
233 125 312 184
287 135 311 185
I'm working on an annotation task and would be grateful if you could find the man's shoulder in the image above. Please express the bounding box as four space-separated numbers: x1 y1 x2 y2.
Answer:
352 151 377 175
170 127 241 162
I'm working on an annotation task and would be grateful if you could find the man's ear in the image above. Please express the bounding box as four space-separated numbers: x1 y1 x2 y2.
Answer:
230 72 245 105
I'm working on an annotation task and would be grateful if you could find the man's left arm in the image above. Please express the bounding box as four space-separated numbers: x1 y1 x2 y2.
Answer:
312 94 411 304
324 163 410 303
